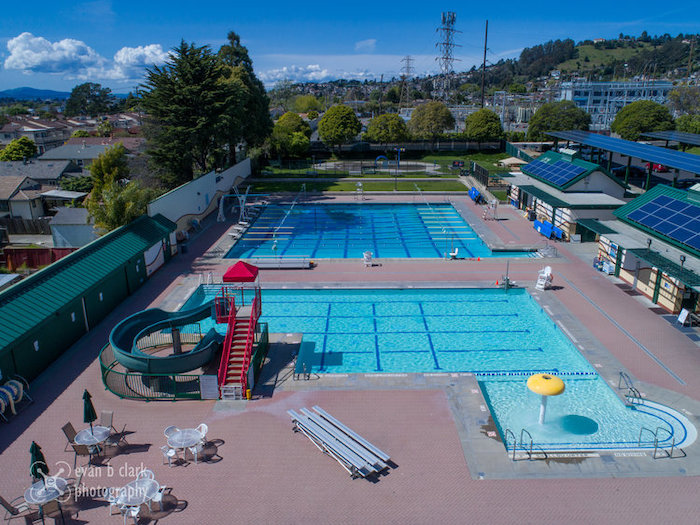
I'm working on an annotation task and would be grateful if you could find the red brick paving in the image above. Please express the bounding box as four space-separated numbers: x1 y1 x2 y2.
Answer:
1 195 699 524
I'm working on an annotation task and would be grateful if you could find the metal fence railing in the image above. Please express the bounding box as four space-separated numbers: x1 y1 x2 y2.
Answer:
505 142 535 162
135 323 203 351
99 344 202 401
471 163 510 194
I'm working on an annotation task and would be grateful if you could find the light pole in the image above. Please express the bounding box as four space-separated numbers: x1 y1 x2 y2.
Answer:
393 147 405 191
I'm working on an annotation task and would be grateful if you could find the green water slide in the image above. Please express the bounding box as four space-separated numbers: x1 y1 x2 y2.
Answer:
109 302 223 374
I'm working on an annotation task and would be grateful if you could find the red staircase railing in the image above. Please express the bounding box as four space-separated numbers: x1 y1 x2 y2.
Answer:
217 297 237 387
238 288 262 394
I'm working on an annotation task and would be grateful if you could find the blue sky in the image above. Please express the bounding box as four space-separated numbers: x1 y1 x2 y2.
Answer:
0 0 698 93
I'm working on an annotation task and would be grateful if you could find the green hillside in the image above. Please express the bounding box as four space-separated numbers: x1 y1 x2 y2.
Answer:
558 43 654 74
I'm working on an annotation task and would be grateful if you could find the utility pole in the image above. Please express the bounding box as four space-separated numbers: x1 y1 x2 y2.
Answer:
378 73 383 114
435 12 461 101
399 56 414 108
480 20 489 108
689 38 695 84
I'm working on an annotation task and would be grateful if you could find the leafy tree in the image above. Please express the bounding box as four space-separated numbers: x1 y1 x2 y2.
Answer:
364 114 409 144
0 137 37 161
668 86 700 115
97 120 113 137
287 131 310 158
140 40 233 187
464 109 504 142
676 114 700 134
527 101 590 140
64 83 114 117
384 86 400 104
88 181 155 233
85 143 154 232
611 100 674 141
317 105 361 150
275 112 311 137
508 83 527 94
408 101 455 143
292 95 322 113
71 130 90 138
307 110 319 120
59 175 94 193
218 31 273 151
269 79 294 111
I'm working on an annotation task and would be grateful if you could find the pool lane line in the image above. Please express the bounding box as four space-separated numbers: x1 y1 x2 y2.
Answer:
372 303 382 371
418 302 441 369
319 303 332 371
555 271 685 386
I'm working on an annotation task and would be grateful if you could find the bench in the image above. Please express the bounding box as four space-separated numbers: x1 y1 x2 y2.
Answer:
288 406 390 478
247 258 313 269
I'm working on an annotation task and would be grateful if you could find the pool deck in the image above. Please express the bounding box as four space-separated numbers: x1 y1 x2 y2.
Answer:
1 193 699 524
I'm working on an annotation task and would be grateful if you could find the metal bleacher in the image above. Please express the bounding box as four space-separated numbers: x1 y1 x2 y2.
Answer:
287 406 391 479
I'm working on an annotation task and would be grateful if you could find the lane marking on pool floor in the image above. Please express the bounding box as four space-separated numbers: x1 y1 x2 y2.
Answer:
555 272 685 385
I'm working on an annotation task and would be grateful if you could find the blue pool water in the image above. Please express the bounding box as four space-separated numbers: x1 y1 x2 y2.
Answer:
225 203 527 259
183 286 695 450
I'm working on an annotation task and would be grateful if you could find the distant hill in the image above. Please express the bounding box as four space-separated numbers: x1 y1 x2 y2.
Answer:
0 87 71 100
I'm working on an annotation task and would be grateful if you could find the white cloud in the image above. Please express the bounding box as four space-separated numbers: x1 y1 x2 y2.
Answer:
3 33 167 83
4 32 104 74
354 39 377 53
258 63 380 85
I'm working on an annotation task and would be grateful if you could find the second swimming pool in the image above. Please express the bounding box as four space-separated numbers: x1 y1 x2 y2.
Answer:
225 203 527 259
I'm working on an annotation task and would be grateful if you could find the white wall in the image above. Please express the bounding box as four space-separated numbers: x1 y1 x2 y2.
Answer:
147 158 251 230
568 171 626 198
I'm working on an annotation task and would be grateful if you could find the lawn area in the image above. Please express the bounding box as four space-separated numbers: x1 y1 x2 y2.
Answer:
420 151 510 173
250 180 467 193
558 43 653 73
687 146 700 156
255 170 457 179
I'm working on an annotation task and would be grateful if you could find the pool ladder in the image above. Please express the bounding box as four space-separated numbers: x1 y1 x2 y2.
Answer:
504 428 548 461
638 426 685 459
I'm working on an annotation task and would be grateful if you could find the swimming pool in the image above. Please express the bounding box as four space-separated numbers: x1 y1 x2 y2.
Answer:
225 203 526 259
183 286 696 451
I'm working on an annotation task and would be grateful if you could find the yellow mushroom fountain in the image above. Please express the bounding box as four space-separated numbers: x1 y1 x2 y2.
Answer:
527 373 565 424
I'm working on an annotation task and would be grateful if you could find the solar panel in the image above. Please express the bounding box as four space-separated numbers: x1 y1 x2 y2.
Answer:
523 159 587 187
548 131 700 175
643 131 700 147
627 195 700 252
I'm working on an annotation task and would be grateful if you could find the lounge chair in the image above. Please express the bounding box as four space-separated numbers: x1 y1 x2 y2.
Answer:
287 406 390 479
62 422 77 452
535 266 553 291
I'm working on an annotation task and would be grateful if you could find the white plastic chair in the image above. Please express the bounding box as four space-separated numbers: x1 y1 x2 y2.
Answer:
449 247 459 259
188 443 204 464
160 445 177 467
102 487 121 515
363 251 373 267
149 485 168 512
196 423 208 444
122 505 140 525
164 426 179 438
136 469 154 480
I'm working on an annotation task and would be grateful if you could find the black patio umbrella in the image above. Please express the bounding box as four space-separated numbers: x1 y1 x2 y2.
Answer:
30 441 48 484
82 389 97 432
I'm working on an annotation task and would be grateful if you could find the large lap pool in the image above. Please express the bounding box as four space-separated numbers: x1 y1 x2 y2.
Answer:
183 286 696 451
225 203 527 259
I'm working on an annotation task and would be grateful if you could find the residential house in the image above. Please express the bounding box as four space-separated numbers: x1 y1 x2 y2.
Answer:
49 207 98 248
0 117 74 154
38 143 110 168
0 177 45 219
0 160 81 187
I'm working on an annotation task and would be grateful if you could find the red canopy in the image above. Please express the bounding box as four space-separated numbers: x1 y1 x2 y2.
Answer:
223 261 259 283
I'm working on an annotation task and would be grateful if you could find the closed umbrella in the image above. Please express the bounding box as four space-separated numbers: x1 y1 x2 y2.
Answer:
82 389 97 432
30 441 48 484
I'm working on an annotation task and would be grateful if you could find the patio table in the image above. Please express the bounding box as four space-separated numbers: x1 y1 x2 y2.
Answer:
24 476 68 524
167 428 202 449
74 426 111 447
116 478 159 508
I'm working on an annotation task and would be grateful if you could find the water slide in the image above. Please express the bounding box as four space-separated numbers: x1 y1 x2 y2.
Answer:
110 301 224 374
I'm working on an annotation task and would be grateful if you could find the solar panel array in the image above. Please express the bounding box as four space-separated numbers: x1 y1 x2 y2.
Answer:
523 159 587 187
548 130 700 175
642 131 700 147
626 195 700 251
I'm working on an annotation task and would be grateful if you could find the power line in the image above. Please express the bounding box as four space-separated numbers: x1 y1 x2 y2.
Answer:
435 11 461 100
399 55 414 108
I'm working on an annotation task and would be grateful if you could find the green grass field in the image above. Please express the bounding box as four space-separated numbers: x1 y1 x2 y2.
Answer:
558 43 653 73
250 180 467 193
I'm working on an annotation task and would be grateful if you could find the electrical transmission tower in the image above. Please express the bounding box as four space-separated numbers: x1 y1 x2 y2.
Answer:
399 55 414 108
435 11 461 100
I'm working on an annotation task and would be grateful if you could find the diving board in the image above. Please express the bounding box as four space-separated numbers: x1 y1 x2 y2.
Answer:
288 406 391 479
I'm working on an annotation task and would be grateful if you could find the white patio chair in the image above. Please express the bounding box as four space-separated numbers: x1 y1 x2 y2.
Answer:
449 247 459 259
160 445 178 467
188 443 204 464
136 469 155 480
102 487 121 515
148 485 168 512
363 251 373 267
122 504 140 525
196 423 208 444
164 426 179 439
